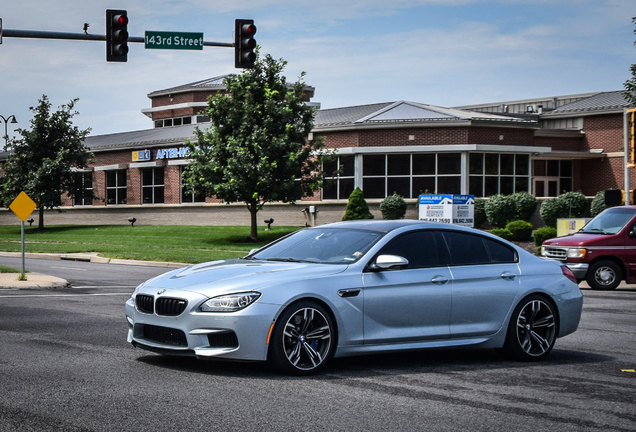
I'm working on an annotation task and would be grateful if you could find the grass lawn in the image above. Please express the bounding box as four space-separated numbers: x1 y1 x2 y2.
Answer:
0 265 26 273
0 225 301 264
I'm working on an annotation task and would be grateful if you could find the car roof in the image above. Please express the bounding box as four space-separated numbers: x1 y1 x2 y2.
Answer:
316 219 455 233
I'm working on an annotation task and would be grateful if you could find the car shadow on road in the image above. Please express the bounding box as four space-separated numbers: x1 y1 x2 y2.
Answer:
134 347 612 379
320 347 612 376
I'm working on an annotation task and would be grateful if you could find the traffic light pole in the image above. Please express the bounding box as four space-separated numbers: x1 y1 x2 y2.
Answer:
2 29 233 47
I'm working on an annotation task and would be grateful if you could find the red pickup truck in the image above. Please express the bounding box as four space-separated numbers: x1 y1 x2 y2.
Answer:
541 205 636 290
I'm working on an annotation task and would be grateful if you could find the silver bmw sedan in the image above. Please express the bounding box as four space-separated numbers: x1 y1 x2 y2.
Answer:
125 220 583 375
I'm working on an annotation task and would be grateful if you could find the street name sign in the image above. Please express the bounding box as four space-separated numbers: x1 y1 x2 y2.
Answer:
145 31 204 50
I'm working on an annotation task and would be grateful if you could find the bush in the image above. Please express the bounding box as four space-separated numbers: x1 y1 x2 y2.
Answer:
474 198 487 228
490 228 513 241
590 190 608 217
484 195 516 228
511 191 538 221
533 226 557 247
342 187 374 221
380 192 407 220
559 191 588 217
505 220 533 241
539 197 569 227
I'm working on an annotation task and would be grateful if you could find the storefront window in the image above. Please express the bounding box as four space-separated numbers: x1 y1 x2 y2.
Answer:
533 159 573 197
73 172 93 206
322 155 355 200
142 168 164 204
106 170 127 205
469 153 530 197
362 153 461 199
180 167 206 203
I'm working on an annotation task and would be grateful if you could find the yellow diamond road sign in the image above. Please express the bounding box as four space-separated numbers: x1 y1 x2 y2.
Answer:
9 191 37 222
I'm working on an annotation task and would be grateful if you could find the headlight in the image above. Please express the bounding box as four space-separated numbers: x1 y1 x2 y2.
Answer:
567 248 587 258
200 292 261 312
541 246 546 256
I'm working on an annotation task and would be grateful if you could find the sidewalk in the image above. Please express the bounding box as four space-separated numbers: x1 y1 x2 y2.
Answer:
0 252 186 290
0 272 69 290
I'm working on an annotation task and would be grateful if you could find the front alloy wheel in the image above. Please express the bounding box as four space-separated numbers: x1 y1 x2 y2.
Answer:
501 295 557 361
269 301 335 375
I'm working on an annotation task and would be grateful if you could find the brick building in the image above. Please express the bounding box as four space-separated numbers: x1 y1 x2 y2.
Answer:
0 77 633 226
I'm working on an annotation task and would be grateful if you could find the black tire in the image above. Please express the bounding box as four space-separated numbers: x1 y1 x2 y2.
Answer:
268 301 336 375
500 295 558 361
586 260 621 290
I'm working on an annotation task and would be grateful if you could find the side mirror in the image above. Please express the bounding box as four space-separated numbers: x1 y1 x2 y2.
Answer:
630 226 636 238
372 254 409 270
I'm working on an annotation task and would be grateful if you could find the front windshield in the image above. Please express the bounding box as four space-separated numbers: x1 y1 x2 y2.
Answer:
250 228 384 264
580 207 636 235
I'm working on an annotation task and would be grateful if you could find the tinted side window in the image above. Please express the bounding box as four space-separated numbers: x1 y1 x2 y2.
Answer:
441 231 489 266
379 231 440 269
485 238 517 263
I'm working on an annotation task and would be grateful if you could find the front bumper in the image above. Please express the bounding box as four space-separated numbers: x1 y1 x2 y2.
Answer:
125 291 281 362
565 263 589 281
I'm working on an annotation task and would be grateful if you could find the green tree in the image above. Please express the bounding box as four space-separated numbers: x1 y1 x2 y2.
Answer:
342 188 374 220
624 17 636 107
183 52 330 241
1 96 92 229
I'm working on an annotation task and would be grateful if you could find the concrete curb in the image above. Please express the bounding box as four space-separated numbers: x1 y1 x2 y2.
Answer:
0 252 187 289
0 251 186 268
0 272 70 290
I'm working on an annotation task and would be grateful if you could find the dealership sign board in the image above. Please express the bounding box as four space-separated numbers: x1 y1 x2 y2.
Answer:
419 194 474 227
451 195 475 227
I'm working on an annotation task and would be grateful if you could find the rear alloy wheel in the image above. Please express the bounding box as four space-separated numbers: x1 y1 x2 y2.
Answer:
501 295 557 361
269 301 335 375
586 260 621 290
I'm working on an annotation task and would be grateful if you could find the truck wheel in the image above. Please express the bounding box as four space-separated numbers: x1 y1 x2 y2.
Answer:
586 260 621 290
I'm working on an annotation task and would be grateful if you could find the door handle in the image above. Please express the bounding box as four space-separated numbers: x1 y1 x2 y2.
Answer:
431 275 449 285
338 288 361 298
501 272 517 280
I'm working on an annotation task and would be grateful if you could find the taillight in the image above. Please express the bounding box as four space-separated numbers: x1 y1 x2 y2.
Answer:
561 266 578 284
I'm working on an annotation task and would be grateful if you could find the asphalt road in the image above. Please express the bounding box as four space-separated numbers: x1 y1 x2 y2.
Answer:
0 258 635 431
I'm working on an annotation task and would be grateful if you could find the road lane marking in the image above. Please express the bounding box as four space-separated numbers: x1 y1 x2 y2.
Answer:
621 369 635 373
0 293 131 298
50 266 87 271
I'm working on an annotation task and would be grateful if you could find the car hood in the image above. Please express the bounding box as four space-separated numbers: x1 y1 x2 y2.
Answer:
139 259 348 297
542 232 623 247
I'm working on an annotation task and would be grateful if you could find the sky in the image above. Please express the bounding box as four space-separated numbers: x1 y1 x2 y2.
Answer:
0 0 634 139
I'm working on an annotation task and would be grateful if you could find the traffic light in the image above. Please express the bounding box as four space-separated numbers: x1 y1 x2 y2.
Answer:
234 19 257 68
106 9 128 62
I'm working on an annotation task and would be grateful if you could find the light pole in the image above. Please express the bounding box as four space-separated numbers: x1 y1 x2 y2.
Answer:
0 114 18 148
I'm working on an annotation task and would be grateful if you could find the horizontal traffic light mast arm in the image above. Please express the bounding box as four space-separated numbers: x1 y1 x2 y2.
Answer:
2 29 234 47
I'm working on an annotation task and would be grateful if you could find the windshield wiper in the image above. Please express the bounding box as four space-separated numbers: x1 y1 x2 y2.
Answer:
581 228 610 234
266 257 302 262
266 257 322 263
